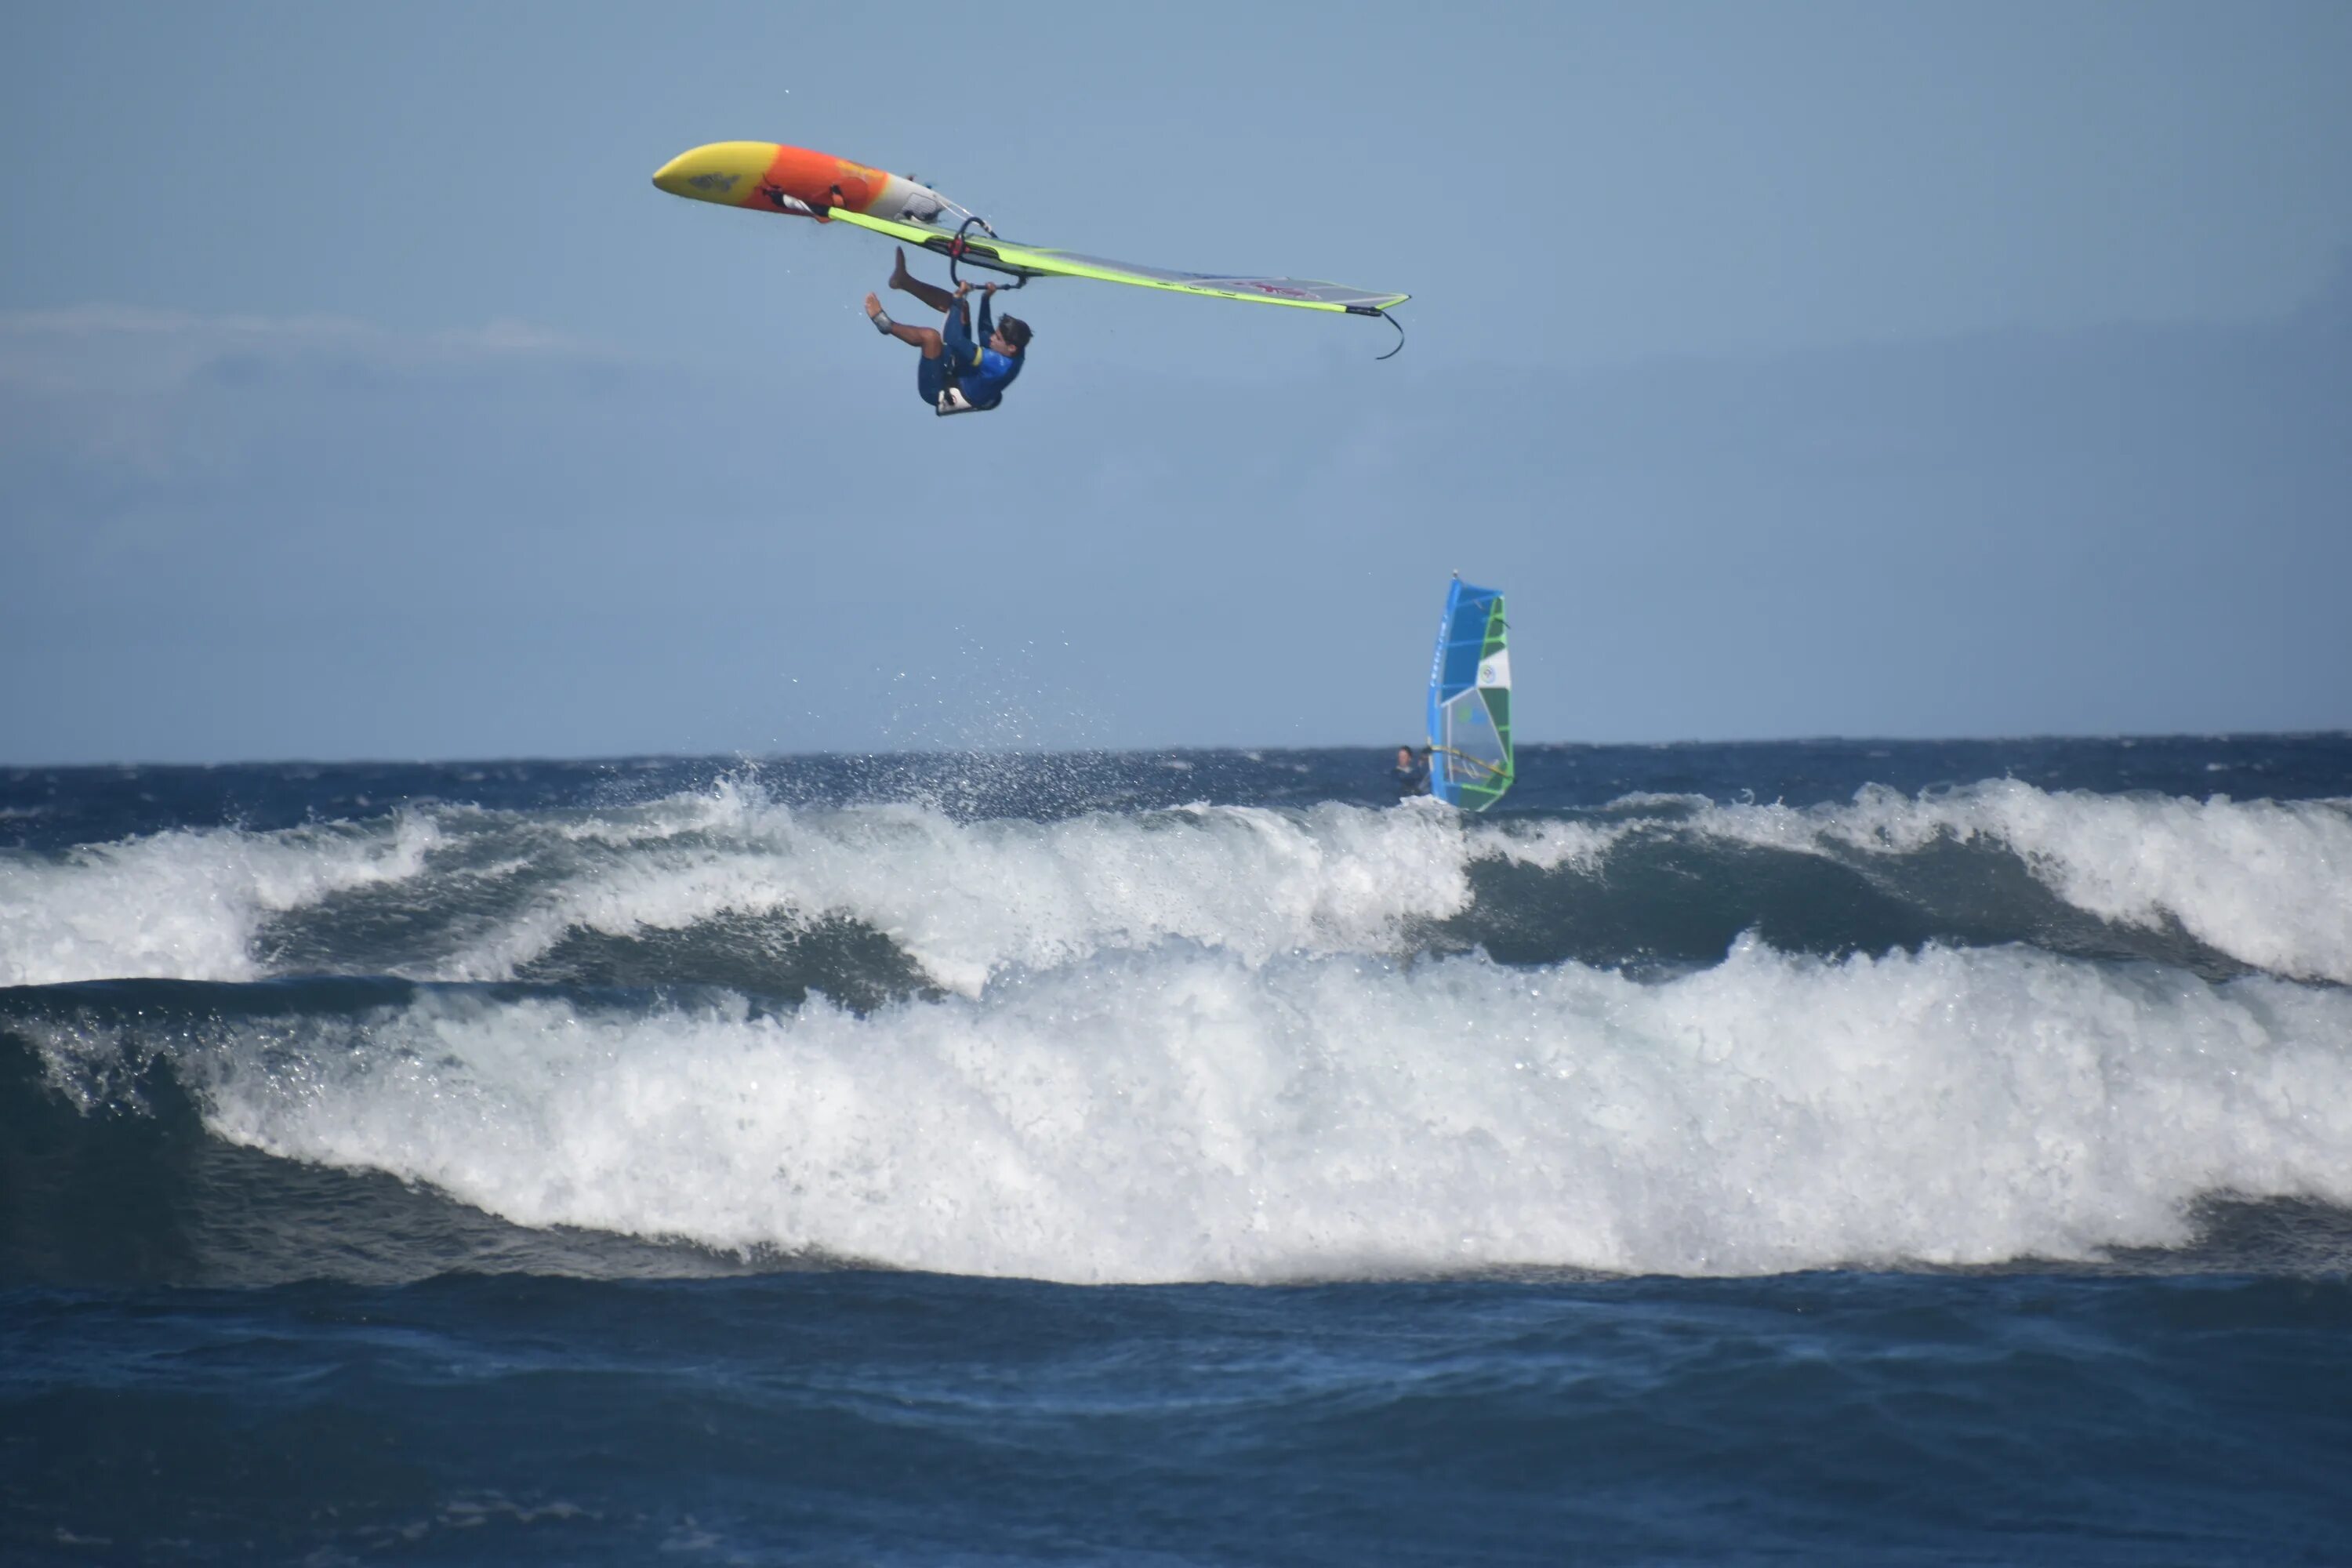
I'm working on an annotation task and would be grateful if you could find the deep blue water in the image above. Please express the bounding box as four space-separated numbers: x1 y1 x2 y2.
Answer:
5 737 2351 1563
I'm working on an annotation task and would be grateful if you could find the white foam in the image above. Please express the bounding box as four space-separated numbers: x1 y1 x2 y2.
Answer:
1472 815 1643 872
0 813 441 987
447 795 1479 996
8 776 2348 999
1684 782 2352 984
4 784 1486 994
172 938 2352 1285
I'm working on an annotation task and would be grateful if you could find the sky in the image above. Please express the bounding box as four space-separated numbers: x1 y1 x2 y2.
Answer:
3 0 2349 763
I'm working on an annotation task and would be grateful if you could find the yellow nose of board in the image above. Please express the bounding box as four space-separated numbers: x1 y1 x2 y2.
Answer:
651 143 779 205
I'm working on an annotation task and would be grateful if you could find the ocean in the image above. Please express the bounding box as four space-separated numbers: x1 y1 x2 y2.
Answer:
4 736 2350 1564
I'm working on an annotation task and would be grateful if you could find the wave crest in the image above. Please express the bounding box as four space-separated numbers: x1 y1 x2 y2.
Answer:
34 939 2347 1285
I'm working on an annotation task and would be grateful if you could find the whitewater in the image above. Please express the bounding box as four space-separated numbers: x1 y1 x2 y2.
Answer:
6 743 2349 1286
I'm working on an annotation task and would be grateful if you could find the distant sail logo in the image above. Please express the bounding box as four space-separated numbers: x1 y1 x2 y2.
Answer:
1479 661 1497 684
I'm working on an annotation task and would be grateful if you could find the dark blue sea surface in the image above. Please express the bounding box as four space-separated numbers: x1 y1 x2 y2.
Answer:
5 738 2351 1563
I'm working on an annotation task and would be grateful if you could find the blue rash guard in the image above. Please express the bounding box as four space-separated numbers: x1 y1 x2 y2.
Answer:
916 294 1022 409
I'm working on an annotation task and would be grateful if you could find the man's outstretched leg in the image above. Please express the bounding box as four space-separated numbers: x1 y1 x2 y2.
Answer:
888 249 960 317
866 293 942 356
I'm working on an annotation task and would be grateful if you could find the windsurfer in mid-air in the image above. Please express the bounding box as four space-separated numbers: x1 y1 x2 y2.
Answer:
866 249 1030 414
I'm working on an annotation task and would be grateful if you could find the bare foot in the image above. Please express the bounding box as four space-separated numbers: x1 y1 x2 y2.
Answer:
888 248 912 292
865 292 883 319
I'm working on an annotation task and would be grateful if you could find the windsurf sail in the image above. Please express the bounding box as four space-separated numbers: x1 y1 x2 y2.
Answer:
822 207 1409 315
1426 578 1513 811
651 142 1409 329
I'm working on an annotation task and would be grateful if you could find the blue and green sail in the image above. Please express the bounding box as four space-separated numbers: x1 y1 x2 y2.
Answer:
1426 578 1513 811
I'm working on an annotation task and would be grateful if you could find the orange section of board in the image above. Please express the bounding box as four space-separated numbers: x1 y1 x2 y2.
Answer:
751 145 891 214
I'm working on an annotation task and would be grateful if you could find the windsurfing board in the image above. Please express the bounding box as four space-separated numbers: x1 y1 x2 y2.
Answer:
653 141 1410 316
652 142 959 227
